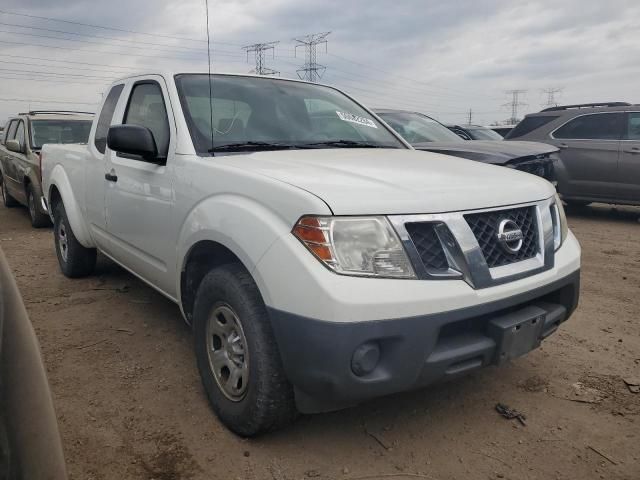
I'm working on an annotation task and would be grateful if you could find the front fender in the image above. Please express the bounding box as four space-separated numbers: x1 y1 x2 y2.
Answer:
46 164 94 248
175 192 331 305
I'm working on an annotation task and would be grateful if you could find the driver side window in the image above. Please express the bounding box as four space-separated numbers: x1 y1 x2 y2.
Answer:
14 121 25 150
4 121 17 145
124 82 170 158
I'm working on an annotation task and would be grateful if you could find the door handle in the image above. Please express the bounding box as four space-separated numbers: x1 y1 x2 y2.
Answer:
105 172 118 182
558 143 569 149
624 147 640 154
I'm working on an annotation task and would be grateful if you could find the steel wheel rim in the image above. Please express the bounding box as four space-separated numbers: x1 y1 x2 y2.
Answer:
206 304 249 401
58 222 69 262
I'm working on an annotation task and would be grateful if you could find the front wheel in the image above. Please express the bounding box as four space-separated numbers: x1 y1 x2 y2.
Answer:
53 203 96 278
27 185 51 228
193 263 297 436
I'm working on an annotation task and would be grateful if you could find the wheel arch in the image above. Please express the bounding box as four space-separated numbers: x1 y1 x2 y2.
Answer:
46 165 94 247
174 192 314 324
179 240 252 325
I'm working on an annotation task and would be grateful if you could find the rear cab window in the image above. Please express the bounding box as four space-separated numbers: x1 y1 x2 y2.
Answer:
95 84 125 154
30 120 92 150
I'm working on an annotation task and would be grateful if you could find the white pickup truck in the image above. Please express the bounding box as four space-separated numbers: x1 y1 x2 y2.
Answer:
42 72 581 436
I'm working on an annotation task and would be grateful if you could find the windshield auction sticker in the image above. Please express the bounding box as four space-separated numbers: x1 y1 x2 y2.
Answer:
336 111 378 128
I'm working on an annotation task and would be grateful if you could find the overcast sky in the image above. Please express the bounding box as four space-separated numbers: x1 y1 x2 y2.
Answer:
1 0 639 125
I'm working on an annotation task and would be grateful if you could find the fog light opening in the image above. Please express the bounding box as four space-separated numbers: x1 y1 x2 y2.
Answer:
351 342 381 377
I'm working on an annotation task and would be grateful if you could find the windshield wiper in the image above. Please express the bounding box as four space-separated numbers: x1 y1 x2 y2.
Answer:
209 141 296 153
298 140 390 149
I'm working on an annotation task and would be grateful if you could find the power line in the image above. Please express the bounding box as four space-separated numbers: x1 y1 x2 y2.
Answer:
0 59 132 75
503 89 527 124
0 30 246 58
0 96 98 105
0 27 206 56
243 41 279 75
0 8 214 43
0 39 248 63
266 59 502 117
0 20 232 52
327 52 504 101
294 32 330 83
0 67 115 80
0 74 107 85
0 72 108 84
0 53 139 71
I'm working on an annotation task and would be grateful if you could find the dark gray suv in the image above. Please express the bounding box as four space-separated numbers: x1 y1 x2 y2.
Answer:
505 102 640 206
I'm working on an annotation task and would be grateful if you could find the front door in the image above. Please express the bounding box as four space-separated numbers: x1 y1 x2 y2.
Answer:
85 83 125 250
104 77 176 296
551 112 624 200
3 120 28 203
0 121 19 196
619 112 640 203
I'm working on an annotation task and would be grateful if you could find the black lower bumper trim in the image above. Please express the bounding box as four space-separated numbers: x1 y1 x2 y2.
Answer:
267 269 580 413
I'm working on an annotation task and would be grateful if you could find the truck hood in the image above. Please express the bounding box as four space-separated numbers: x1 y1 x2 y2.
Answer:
215 149 555 215
412 140 558 165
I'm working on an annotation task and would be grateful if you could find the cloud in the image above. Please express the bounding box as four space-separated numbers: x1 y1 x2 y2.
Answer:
0 0 638 125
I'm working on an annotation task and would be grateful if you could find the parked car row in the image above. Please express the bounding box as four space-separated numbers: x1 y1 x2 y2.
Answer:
32 72 581 436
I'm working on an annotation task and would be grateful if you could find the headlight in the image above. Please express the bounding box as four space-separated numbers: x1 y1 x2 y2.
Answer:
292 216 416 278
551 194 568 250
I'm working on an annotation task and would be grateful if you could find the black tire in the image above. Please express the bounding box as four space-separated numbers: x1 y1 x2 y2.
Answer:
1 176 19 208
193 263 297 436
27 184 51 228
53 203 96 278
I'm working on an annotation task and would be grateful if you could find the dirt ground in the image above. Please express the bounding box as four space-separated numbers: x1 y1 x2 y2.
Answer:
1 202 639 480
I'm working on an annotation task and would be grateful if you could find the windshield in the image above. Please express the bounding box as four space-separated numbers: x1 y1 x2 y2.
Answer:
175 74 406 154
377 111 462 143
30 120 92 150
467 127 503 140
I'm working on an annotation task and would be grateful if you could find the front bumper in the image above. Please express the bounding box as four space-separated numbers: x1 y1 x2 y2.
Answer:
268 269 579 413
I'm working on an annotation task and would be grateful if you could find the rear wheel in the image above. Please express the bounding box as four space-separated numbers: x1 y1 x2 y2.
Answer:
53 203 96 278
193 263 297 436
1 177 19 208
27 184 51 228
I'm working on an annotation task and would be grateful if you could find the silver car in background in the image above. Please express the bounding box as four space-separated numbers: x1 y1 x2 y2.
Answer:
375 109 559 182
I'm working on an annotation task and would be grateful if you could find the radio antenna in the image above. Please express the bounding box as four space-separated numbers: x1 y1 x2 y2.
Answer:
205 0 214 153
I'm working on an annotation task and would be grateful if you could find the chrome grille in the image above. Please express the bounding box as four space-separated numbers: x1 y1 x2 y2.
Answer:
405 222 449 271
464 207 538 268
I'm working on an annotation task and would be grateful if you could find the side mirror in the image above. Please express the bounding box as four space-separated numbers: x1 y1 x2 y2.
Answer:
5 139 23 154
107 125 159 162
